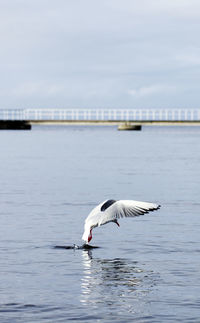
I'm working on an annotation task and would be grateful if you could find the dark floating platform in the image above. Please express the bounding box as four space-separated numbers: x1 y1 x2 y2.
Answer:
54 244 100 250
0 120 31 130
118 123 142 131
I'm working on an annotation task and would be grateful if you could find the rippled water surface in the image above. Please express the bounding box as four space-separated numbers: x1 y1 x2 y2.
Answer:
0 125 200 322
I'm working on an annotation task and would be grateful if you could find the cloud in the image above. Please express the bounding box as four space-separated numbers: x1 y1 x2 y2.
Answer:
108 0 200 19
128 84 176 97
13 82 66 97
0 0 200 108
175 52 200 66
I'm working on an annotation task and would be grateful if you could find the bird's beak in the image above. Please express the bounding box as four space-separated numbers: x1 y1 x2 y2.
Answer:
88 229 92 242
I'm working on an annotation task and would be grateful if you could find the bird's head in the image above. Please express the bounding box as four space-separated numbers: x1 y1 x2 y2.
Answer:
82 224 92 243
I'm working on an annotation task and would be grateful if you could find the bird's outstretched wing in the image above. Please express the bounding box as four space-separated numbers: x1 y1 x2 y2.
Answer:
98 200 160 226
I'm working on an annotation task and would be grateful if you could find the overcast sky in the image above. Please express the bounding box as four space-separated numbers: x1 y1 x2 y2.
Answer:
1 0 200 109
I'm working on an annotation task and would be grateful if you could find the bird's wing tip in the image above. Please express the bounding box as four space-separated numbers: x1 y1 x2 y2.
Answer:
151 204 161 211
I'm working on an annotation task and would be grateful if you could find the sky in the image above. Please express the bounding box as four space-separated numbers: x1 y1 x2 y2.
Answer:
0 0 200 109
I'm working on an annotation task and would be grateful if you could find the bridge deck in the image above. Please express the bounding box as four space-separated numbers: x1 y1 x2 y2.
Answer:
1 109 200 126
30 120 200 126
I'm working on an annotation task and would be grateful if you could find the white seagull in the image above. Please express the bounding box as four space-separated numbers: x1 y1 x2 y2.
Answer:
82 199 160 243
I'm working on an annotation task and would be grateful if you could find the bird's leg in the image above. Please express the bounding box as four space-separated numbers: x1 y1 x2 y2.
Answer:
114 219 120 227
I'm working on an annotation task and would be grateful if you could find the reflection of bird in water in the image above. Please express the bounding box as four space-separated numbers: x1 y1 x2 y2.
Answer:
81 250 156 312
82 199 160 243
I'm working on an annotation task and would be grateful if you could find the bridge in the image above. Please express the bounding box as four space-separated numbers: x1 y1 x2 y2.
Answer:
0 109 200 126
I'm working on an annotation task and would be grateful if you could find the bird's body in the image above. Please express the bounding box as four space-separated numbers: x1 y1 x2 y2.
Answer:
82 199 160 243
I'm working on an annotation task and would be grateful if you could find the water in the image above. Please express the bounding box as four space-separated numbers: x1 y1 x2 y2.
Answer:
0 125 200 322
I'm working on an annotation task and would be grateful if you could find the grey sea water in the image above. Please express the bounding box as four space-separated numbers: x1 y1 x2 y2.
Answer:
0 125 200 322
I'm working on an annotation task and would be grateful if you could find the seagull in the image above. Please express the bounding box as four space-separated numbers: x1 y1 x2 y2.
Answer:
82 199 160 243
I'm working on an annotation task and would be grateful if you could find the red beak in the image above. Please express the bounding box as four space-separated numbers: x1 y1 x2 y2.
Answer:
88 229 92 242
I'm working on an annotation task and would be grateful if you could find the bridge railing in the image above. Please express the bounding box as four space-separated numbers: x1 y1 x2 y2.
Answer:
0 109 200 121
